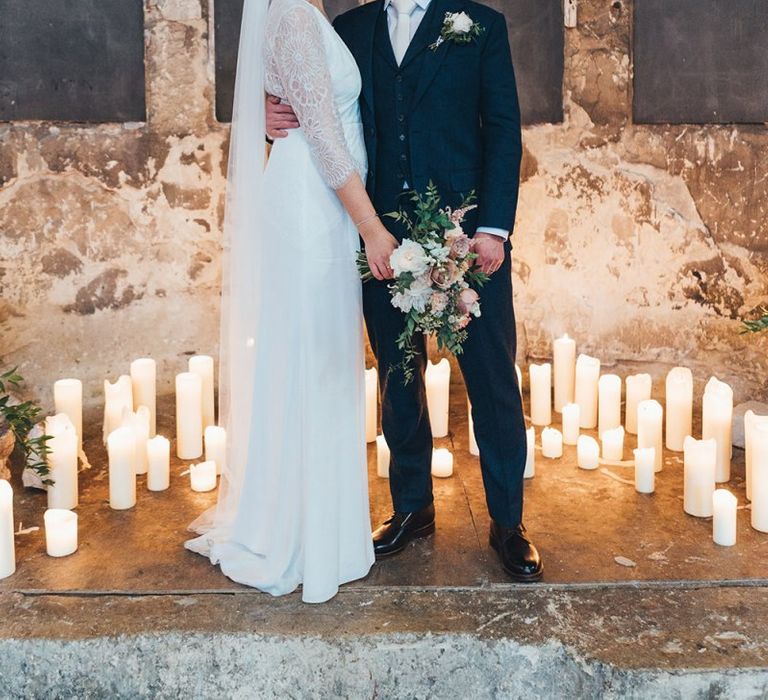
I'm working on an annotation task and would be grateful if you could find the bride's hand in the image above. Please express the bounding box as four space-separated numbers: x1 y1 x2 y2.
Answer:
361 222 398 281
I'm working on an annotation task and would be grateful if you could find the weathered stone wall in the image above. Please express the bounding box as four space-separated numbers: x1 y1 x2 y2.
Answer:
1 0 766 409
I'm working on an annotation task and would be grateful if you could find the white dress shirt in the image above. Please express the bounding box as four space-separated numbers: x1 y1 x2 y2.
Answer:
383 0 509 240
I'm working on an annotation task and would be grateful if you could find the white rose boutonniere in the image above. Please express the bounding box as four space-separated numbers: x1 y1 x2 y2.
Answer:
430 11 484 50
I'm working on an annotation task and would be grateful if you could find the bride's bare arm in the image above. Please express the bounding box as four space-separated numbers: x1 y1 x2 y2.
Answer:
266 2 396 279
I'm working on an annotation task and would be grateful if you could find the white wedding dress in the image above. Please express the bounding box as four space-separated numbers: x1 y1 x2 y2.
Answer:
186 0 374 603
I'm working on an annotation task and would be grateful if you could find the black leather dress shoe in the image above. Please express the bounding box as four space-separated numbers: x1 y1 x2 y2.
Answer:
489 521 543 582
373 504 436 559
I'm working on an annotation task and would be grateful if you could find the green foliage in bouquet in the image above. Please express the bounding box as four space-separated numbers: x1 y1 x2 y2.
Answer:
741 307 768 335
0 367 53 485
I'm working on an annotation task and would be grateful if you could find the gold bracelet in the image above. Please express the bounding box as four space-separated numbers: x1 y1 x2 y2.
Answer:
356 213 379 229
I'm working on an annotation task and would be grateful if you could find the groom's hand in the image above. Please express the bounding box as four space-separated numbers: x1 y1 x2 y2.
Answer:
473 233 506 275
265 95 299 139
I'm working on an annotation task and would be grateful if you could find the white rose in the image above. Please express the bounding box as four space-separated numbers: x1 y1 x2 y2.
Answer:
449 12 473 34
390 239 429 277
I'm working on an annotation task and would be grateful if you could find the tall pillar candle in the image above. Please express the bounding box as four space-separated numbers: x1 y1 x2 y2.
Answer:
683 436 716 517
574 354 600 429
365 367 378 443
553 334 576 412
598 374 622 437
601 426 625 462
751 421 768 533
665 367 693 452
103 375 133 443
121 406 150 476
54 378 82 453
376 435 390 478
189 355 215 430
562 403 580 445
712 489 737 546
577 435 599 470
625 373 652 435
541 427 563 459
634 447 655 494
529 363 552 426
431 448 454 478
516 364 523 398
107 426 136 510
205 426 227 476
702 377 733 483
637 399 663 472
130 358 157 437
176 372 203 460
44 509 78 557
467 399 479 456
524 426 535 478
147 435 170 492
745 410 768 501
426 359 450 438
45 414 78 510
0 480 14 579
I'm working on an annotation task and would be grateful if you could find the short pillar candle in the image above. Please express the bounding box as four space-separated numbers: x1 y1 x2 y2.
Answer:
712 489 737 546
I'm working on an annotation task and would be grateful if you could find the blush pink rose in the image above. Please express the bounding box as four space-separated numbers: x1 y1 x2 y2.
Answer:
430 260 458 290
457 288 480 315
430 292 449 313
449 234 471 259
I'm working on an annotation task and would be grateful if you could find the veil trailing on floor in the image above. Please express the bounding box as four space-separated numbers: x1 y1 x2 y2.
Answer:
188 0 269 540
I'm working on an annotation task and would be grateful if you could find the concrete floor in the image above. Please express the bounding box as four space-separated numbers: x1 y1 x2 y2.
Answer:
2 366 768 697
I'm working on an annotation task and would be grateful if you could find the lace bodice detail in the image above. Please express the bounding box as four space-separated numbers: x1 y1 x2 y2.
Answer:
264 0 359 189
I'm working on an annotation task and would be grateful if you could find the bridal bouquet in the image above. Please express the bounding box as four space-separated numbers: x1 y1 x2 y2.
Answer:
358 184 488 383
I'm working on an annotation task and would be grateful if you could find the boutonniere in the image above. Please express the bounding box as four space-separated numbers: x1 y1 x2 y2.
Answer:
429 11 484 50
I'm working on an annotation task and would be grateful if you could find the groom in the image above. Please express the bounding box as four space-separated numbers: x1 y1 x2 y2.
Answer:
267 0 541 581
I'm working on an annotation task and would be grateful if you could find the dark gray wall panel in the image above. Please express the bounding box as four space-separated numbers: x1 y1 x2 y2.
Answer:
215 0 564 125
633 0 768 124
0 0 146 123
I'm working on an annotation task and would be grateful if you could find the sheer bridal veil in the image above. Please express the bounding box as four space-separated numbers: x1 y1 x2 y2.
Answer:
188 0 269 542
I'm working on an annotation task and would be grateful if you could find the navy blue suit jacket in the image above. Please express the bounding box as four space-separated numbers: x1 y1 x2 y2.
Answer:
334 0 522 234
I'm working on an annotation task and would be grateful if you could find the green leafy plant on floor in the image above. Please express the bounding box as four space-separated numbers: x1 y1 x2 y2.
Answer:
740 306 768 335
0 367 53 485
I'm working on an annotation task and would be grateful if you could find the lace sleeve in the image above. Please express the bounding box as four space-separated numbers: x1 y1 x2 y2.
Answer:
265 3 358 190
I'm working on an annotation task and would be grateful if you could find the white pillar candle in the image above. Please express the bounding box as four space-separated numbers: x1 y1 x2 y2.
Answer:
751 421 768 533
524 426 535 478
365 367 378 444
189 355 215 430
745 410 768 501
45 413 78 510
376 435 390 478
103 374 133 443
598 374 622 437
529 363 552 427
702 377 733 483
516 363 523 397
121 406 150 476
664 367 693 452
44 509 78 557
0 480 15 580
561 403 580 445
54 378 82 454
147 435 170 492
577 435 599 470
130 358 157 438
624 373 652 435
637 399 663 472
431 448 454 478
683 436 716 517
633 447 655 494
712 489 737 546
190 460 217 492
426 359 450 438
574 354 600 429
204 426 227 476
107 426 136 510
601 426 625 462
176 372 203 460
541 427 563 459
553 334 576 413
467 399 479 456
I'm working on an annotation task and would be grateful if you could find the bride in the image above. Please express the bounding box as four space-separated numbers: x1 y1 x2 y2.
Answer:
186 0 398 603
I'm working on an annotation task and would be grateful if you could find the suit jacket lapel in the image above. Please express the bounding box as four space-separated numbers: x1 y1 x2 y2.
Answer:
410 0 465 110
